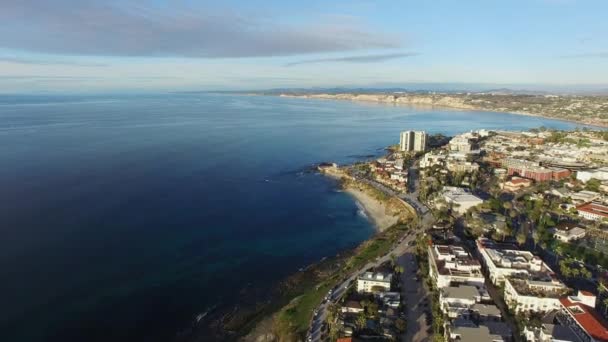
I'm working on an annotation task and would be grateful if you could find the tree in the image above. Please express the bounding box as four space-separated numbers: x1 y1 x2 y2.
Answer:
503 202 513 215
532 229 541 250
586 178 601 192
395 318 407 332
355 312 367 330
555 244 564 264
516 231 527 246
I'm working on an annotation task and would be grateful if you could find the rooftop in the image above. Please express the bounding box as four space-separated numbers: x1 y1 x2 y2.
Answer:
442 285 479 300
560 296 608 342
577 202 608 218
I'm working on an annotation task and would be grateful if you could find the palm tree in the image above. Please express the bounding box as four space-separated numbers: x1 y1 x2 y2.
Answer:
516 231 526 246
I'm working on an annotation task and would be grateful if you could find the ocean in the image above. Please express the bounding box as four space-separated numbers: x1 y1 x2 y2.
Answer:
0 93 586 341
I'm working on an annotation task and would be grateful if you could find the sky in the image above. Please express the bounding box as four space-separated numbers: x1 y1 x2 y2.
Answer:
0 0 607 93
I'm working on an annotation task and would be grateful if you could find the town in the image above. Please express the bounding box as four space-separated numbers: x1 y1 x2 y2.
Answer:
313 128 608 342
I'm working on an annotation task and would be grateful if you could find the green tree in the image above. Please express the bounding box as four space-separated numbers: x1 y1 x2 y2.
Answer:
355 312 367 330
395 318 407 332
516 231 527 246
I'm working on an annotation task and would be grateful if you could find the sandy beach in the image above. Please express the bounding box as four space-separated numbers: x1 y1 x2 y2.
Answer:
345 187 398 231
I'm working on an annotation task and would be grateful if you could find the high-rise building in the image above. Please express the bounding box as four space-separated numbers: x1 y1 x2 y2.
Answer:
399 130 428 152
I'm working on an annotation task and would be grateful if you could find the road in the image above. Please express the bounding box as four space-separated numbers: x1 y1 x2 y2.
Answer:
308 162 434 341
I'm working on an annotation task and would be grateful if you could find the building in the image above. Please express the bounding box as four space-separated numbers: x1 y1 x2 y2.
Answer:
447 319 506 342
524 323 581 342
553 223 586 242
440 285 482 318
428 244 485 289
357 272 392 293
400 130 428 152
571 191 601 205
577 167 608 183
450 136 473 153
441 186 484 214
577 202 608 222
420 151 446 168
508 165 554 182
558 292 608 342
476 238 558 285
504 275 568 313
447 160 480 173
501 176 533 192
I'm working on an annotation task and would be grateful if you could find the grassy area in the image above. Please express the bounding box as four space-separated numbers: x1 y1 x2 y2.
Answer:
268 223 411 340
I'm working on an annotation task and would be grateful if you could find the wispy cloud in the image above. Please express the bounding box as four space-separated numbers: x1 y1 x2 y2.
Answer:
285 52 418 67
559 52 608 58
0 0 401 58
0 56 107 67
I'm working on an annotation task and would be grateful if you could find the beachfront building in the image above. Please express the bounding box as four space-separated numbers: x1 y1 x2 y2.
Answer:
399 130 428 152
427 244 485 289
441 186 484 214
357 272 392 293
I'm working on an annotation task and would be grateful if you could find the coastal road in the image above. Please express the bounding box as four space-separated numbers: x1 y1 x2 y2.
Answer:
308 161 434 342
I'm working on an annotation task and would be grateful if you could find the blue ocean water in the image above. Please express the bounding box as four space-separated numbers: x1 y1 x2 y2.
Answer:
0 93 586 341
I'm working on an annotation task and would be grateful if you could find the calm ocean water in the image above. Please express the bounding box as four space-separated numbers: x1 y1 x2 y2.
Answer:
0 93 585 341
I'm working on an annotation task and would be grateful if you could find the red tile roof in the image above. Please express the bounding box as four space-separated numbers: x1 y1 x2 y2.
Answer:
560 297 608 342
337 338 353 342
577 203 608 218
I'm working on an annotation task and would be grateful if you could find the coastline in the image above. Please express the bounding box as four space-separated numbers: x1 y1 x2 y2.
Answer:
346 187 398 231
321 165 399 231
274 93 608 128
238 166 413 341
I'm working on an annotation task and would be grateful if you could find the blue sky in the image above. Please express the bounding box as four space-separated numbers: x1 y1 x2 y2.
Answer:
1 0 607 92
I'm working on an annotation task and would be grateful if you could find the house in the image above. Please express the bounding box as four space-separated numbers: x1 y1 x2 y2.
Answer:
553 223 586 242
472 304 502 321
501 176 533 192
577 167 608 183
357 272 392 293
342 300 364 314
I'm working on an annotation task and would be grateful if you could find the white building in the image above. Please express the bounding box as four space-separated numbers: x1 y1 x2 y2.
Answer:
504 276 568 313
440 285 481 318
576 167 608 183
420 151 446 169
450 135 473 152
524 323 580 342
476 238 557 285
428 244 485 289
400 130 428 152
357 272 392 293
553 224 586 242
441 186 484 214
570 190 601 204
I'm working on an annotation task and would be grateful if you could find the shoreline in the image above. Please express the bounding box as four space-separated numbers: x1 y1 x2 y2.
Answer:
322 165 399 231
272 93 608 128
